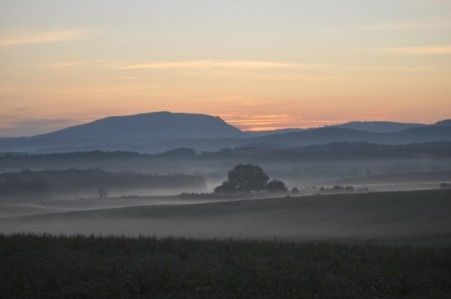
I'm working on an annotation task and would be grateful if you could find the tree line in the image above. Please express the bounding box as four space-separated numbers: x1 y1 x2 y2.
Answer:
0 169 206 200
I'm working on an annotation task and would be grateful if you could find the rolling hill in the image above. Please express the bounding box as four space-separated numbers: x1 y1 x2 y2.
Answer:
335 121 425 133
0 112 246 152
43 111 245 140
0 112 450 153
251 125 451 148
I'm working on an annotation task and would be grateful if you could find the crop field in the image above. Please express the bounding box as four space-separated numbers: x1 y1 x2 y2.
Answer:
1 234 451 298
2 189 451 298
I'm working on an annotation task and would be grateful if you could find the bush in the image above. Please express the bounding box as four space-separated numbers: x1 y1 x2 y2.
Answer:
266 180 288 193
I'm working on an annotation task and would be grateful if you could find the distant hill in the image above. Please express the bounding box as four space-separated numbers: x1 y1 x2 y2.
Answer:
41 111 244 140
0 112 450 153
335 121 425 133
245 128 304 137
251 127 380 147
0 112 246 152
435 119 451 127
250 125 451 148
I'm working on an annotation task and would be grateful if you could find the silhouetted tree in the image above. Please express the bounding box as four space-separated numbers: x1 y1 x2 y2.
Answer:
214 164 269 193
266 179 288 193
214 181 235 194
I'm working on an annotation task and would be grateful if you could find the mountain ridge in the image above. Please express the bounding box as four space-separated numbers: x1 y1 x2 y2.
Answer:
334 121 426 133
34 111 245 140
0 112 450 153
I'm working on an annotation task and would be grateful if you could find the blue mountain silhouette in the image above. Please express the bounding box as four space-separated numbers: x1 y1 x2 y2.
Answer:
0 112 450 153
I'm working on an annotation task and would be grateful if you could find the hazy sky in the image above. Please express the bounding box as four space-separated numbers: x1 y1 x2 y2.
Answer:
1 0 451 135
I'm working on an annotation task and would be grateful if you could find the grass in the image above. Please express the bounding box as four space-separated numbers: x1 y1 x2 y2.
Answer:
2 189 451 240
1 234 451 298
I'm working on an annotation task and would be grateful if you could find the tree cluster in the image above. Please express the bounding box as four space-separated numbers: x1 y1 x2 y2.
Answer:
214 164 287 194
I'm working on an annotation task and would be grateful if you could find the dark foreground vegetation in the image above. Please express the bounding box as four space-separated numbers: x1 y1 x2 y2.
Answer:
1 234 450 298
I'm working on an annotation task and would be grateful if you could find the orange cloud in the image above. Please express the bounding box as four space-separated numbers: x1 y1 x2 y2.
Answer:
119 60 328 70
222 113 298 131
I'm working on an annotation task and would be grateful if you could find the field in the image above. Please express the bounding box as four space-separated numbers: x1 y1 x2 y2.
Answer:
2 189 451 298
1 190 451 242
331 171 451 192
1 234 451 298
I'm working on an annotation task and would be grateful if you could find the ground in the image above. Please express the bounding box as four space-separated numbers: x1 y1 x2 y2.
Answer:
1 190 450 241
1 189 451 298
1 234 450 298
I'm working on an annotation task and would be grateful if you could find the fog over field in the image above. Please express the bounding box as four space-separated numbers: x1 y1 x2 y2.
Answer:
1 124 451 241
1 190 450 246
1 141 451 256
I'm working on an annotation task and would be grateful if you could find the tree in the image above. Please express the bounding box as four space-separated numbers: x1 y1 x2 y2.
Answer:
97 187 108 199
266 179 288 193
214 181 235 194
214 164 269 193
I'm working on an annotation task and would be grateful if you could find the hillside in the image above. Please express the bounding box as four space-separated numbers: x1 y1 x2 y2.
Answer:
251 125 451 148
335 121 425 133
0 112 246 153
435 119 451 127
2 189 450 239
45 111 244 140
0 112 450 153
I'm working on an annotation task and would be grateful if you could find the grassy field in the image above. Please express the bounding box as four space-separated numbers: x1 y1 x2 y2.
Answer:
2 190 451 298
1 234 450 298
1 190 451 242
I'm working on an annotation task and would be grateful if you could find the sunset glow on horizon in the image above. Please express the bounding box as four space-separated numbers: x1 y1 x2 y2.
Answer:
1 0 451 136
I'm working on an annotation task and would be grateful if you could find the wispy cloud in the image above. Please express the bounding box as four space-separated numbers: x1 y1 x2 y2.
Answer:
222 113 347 131
0 28 92 47
326 21 451 31
375 45 451 55
48 60 106 70
366 23 451 30
340 65 433 72
49 58 431 75
119 60 328 70
222 113 297 131
119 60 431 75
358 21 451 31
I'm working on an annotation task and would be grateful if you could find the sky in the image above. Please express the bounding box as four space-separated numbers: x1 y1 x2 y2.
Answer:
1 0 451 136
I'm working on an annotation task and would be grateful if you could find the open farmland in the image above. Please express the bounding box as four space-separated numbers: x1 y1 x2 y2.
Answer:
1 190 450 243
1 233 450 298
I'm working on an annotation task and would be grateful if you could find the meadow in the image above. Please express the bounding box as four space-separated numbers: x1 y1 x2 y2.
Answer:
1 189 450 241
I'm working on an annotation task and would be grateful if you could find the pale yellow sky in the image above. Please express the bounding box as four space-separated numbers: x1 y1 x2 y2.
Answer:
1 0 451 135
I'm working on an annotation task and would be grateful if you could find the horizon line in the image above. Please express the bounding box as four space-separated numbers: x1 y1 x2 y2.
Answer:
0 110 449 138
